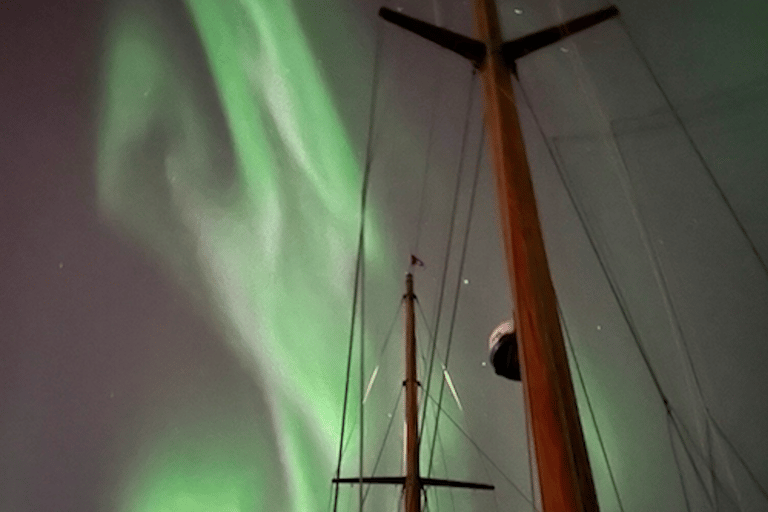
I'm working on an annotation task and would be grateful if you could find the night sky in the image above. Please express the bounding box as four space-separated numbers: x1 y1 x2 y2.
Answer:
2 1 768 511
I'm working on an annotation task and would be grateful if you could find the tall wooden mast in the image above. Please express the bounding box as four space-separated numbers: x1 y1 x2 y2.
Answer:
472 1 598 510
403 273 420 512
379 2 619 511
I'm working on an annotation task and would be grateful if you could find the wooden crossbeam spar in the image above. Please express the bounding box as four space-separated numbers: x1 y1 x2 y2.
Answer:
332 476 494 490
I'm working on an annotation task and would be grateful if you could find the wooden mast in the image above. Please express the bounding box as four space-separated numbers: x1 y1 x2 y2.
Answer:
332 272 493 507
472 1 599 510
351 4 619 510
403 272 420 512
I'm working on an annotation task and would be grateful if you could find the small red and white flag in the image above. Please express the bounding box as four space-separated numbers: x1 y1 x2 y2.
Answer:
410 254 425 267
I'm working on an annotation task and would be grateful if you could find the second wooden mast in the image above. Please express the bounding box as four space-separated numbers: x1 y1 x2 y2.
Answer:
403 273 420 512
332 273 493 511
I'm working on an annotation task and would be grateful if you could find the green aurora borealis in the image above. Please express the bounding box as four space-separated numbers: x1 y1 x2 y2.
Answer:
90 0 768 510
98 1 390 510
4 0 768 510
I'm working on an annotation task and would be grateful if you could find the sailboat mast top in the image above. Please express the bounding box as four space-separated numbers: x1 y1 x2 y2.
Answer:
472 0 599 510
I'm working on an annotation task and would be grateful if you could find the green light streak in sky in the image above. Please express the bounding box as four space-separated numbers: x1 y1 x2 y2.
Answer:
122 421 271 512
98 1 391 510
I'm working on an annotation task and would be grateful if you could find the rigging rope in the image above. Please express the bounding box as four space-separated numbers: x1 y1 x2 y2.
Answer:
675 416 716 509
362 386 404 505
512 70 729 509
475 436 502 512
377 298 405 360
667 413 695 512
668 406 748 508
551 7 714 437
615 18 768 280
419 70 478 444
416 299 462 413
524 388 536 512
512 68 668 406
574 15 768 508
706 422 719 511
560 309 626 512
437 428 458 512
578 12 768 506
515 44 768 510
426 109 483 479
332 19 384 512
708 412 768 502
359 189 366 511
413 68 445 259
425 394 538 511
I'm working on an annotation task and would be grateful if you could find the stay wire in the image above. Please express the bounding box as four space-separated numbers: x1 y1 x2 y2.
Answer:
525 393 536 512
612 136 710 402
415 298 442 418
707 412 768 502
668 410 716 509
377 298 405 360
560 308 626 512
665 404 752 508
706 422 719 511
513 61 721 507
606 13 761 497
592 28 768 499
341 410 358 460
667 413 694 512
512 71 668 410
425 394 538 510
562 9 711 427
359 200 366 512
415 298 434 339
436 428 458 512
554 6 712 429
415 298 444 424
475 436 502 512
419 70 478 444
413 68 445 257
426 108 484 479
616 16 768 279
516 11 767 510
332 19 384 512
361 386 404 505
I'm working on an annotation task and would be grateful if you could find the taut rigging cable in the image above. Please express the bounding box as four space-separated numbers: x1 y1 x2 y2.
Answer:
615 18 768 280
425 115 484 480
412 67 446 259
513 24 768 509
560 308 627 512
418 70 478 445
331 16 385 512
